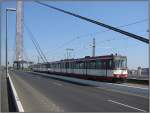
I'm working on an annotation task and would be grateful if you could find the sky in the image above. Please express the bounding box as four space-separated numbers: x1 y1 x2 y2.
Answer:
1 0 149 69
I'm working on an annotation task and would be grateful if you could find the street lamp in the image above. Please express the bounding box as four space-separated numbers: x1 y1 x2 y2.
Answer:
6 8 16 77
6 8 16 11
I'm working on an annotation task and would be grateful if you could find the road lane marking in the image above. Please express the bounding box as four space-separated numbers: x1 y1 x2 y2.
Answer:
96 87 148 99
8 73 24 112
53 82 62 86
107 83 148 90
113 84 148 90
107 99 146 112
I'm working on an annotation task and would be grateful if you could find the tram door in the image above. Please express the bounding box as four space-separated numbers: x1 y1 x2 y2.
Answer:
103 60 108 77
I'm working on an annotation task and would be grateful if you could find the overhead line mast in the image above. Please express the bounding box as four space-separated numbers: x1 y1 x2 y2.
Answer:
92 38 95 57
35 1 149 44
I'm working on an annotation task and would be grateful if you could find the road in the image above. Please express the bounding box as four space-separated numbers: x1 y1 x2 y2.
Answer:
9 71 149 112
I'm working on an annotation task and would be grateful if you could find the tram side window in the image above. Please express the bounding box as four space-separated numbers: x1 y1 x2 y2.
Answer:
45 64 49 68
74 62 77 69
68 62 70 68
54 64 56 68
63 63 65 68
65 62 69 68
100 60 113 69
59 63 61 68
63 63 66 68
57 63 60 69
47 64 50 68
68 62 70 69
72 62 75 69
69 62 71 69
52 64 55 68
61 63 65 68
42 64 45 68
95 60 101 69
76 62 82 69
70 62 74 69
55 64 57 68
90 61 96 69
57 63 59 68
79 62 84 69
86 62 90 69
69 62 73 69
101 60 106 69
44 64 47 68
76 62 80 69
107 60 113 69
60 63 62 68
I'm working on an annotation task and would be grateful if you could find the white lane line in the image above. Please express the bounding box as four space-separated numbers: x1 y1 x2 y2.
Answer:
107 83 148 90
96 86 148 99
8 73 24 112
107 99 146 112
115 84 148 90
53 82 62 86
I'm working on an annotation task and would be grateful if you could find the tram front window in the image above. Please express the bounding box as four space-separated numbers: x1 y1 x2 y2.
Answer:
114 58 127 69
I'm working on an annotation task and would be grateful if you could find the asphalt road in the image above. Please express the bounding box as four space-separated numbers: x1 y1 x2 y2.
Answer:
9 71 149 112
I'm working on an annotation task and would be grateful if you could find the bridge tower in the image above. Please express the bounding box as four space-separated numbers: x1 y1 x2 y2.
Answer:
13 0 26 69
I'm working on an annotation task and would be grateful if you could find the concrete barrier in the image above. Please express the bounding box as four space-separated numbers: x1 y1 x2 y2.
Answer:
7 73 24 112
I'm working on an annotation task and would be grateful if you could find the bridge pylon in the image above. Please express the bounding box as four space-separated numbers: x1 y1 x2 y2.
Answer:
13 0 26 70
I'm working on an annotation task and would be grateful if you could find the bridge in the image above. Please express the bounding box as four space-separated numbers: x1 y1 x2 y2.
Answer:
0 0 149 112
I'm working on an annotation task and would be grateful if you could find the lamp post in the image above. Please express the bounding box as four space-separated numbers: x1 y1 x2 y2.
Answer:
6 8 16 77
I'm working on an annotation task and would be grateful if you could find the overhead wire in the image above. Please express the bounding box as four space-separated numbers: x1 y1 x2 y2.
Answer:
46 18 148 55
23 45 31 62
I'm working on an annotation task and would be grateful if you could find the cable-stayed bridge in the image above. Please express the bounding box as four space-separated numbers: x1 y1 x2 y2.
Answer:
0 1 149 112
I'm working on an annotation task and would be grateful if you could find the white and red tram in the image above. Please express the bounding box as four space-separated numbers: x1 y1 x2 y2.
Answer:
31 54 128 82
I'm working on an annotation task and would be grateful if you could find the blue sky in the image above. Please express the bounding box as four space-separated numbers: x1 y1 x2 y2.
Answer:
1 1 149 69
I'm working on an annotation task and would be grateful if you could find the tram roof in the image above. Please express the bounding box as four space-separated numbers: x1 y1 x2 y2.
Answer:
45 54 127 64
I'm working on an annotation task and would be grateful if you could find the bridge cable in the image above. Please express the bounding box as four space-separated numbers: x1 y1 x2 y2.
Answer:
24 23 47 63
24 23 48 63
35 1 149 44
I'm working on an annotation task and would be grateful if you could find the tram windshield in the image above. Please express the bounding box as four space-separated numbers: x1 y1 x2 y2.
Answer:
114 57 127 69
